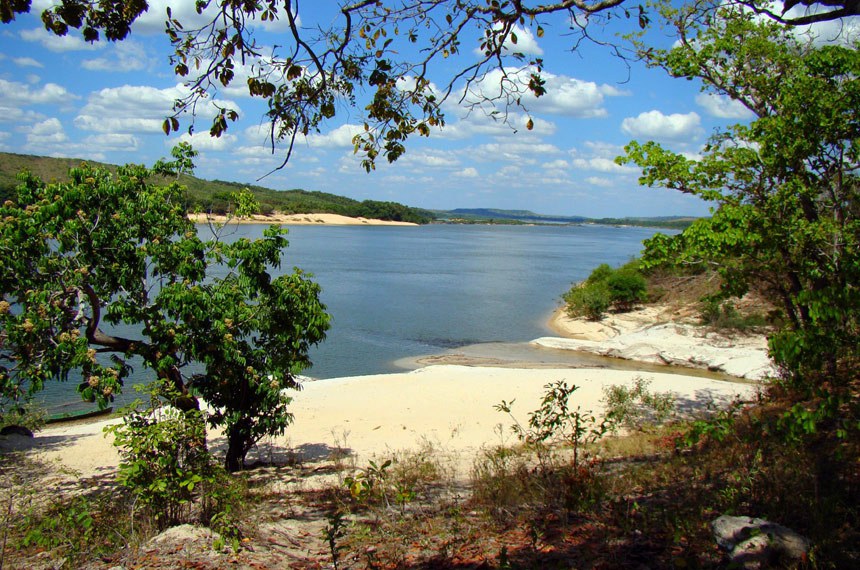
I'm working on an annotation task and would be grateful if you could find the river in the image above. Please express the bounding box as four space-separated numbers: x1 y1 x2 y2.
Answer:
37 222 672 415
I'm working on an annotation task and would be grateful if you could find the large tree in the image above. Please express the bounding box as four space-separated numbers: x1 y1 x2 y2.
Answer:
0 146 330 470
619 3 859 387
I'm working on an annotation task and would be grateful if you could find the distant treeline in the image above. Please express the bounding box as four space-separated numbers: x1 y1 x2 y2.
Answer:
588 218 695 230
0 152 433 225
182 178 434 224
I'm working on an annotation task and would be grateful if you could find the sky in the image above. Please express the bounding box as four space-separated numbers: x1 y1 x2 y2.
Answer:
0 2 853 218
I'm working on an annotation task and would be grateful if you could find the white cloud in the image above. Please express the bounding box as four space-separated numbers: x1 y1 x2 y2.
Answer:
695 93 754 120
400 149 460 169
462 68 625 120
82 133 139 151
585 176 613 188
542 159 569 169
175 131 237 151
0 79 77 107
455 167 479 178
13 57 43 68
82 41 151 72
473 141 562 164
75 84 241 134
571 156 635 174
305 124 364 148
26 118 67 146
20 27 101 52
621 110 703 141
0 106 44 125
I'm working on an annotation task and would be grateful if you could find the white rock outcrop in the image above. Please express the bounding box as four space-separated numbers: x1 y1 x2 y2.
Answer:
533 322 778 381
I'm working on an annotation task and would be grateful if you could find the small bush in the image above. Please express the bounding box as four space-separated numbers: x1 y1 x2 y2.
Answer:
563 281 611 321
700 298 770 330
607 270 647 311
563 260 648 320
602 378 676 432
106 401 240 534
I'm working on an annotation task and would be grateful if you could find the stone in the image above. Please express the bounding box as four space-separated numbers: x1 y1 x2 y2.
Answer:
712 515 809 569
0 425 34 437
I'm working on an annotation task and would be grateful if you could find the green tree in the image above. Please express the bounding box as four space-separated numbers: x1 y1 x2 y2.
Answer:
0 148 330 471
618 3 859 387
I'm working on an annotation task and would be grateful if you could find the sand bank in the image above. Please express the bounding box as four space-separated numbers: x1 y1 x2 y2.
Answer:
3 365 757 479
187 212 418 226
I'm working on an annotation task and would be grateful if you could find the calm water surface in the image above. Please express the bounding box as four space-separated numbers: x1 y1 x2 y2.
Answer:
39 223 670 413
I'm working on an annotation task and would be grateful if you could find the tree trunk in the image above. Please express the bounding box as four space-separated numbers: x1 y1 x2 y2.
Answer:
225 424 248 472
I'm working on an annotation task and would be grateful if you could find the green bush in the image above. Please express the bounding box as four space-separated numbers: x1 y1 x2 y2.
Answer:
106 399 239 534
563 260 648 320
607 270 647 311
563 281 611 321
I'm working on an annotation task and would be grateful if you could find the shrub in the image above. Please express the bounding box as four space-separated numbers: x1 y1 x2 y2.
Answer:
606 270 647 312
563 281 611 321
106 397 240 534
563 260 648 320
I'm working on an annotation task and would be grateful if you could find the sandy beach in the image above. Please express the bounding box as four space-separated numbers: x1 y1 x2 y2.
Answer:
4 364 758 479
187 212 418 226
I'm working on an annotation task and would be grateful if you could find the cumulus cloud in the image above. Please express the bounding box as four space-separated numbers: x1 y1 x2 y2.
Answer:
0 79 77 107
306 124 364 148
621 110 703 142
695 93 754 120
26 118 68 146
75 84 240 134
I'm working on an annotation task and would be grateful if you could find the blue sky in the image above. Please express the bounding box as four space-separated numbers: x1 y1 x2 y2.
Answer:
0 2 847 217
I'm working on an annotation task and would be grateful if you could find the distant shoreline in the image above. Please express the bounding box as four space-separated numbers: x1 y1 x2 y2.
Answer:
187 212 418 226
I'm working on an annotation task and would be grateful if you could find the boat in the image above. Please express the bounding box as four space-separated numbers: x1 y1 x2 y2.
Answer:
46 407 114 424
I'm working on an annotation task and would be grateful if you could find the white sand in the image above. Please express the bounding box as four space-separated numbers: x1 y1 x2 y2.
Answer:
187 212 418 226
3 365 757 478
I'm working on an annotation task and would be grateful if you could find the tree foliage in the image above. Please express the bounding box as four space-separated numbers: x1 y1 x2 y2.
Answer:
619 3 860 386
0 148 330 470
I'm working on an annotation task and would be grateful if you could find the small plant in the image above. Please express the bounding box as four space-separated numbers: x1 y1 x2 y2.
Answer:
497 380 610 468
323 509 348 570
602 377 677 432
105 387 240 532
700 298 770 330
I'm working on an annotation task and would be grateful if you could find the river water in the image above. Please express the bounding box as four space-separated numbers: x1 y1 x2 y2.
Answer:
37 223 671 414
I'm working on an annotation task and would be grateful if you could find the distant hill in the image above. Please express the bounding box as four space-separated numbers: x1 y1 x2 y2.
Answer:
434 208 697 229
0 152 433 224
0 153 699 229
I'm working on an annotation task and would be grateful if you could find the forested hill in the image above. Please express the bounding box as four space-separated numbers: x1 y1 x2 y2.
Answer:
0 152 434 224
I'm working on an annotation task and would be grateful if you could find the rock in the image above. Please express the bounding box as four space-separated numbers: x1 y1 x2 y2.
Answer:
532 321 778 380
712 514 810 569
0 425 34 437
